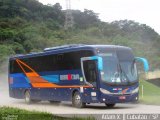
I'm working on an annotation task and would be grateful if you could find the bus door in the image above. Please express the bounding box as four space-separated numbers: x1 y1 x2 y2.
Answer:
81 56 103 102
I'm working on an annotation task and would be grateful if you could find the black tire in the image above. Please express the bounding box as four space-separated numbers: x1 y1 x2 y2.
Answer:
24 90 32 104
105 103 116 108
32 100 41 103
49 101 61 104
72 91 86 108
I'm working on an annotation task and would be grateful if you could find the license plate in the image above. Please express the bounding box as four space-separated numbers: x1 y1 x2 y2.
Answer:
119 96 126 100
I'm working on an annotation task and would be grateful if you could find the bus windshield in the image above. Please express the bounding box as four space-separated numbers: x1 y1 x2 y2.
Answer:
99 52 138 85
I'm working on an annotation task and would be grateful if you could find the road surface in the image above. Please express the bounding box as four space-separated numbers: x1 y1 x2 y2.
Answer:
0 73 160 116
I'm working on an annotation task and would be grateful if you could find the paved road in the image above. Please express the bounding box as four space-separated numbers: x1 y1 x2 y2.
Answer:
0 73 160 116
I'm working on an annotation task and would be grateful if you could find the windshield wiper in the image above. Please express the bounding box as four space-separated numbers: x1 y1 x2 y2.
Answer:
118 63 130 84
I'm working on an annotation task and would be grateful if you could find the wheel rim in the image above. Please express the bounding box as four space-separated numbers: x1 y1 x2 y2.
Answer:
25 92 30 103
74 94 81 106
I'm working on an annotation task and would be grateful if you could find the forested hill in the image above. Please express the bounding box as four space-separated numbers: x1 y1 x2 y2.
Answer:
0 0 160 70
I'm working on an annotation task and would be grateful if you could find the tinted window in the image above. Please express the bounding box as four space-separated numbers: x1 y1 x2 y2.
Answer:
10 60 22 73
83 60 97 86
116 49 134 61
10 50 94 73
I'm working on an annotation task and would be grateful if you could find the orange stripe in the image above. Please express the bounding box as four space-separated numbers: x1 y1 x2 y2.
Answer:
32 83 92 88
16 59 92 88
16 59 50 83
26 72 39 77
16 60 26 74
122 88 128 94
17 59 36 73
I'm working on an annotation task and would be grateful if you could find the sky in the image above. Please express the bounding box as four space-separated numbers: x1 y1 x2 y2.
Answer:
39 0 160 34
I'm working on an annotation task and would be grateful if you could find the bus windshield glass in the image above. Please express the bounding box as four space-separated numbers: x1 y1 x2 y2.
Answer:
99 50 138 85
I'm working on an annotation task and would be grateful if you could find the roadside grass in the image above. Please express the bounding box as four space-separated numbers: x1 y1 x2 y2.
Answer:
139 80 160 105
0 106 95 120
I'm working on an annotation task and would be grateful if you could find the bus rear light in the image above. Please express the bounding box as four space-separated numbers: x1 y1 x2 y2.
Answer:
9 77 13 84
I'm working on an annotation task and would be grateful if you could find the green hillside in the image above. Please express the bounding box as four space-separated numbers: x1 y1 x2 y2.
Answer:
1 0 160 70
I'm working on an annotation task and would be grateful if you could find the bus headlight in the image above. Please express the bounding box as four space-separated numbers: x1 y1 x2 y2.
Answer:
131 87 139 94
100 88 112 94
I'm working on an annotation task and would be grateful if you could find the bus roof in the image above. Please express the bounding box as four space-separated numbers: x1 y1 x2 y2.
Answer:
10 44 131 60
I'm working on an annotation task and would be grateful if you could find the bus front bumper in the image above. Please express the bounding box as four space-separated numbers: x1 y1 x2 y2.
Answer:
100 93 139 104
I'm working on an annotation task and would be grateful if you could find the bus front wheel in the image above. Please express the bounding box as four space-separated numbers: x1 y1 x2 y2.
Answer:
105 103 115 108
72 91 85 108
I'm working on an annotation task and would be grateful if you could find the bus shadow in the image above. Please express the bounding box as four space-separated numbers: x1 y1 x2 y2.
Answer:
59 103 136 110
84 105 134 110
11 100 136 110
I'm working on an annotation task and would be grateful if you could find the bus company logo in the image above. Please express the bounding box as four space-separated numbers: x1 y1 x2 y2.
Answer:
60 74 80 80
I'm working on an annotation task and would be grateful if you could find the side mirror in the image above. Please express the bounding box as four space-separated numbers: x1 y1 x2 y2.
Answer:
90 56 103 71
135 57 149 72
81 56 103 71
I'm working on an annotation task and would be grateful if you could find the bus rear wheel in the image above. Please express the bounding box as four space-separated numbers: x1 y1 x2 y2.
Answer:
24 90 32 104
72 91 85 108
105 103 115 108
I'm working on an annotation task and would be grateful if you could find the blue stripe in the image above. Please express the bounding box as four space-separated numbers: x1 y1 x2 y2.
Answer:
41 75 59 83
9 69 82 88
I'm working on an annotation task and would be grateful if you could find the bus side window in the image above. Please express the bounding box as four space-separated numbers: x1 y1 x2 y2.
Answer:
11 60 22 73
10 60 14 73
